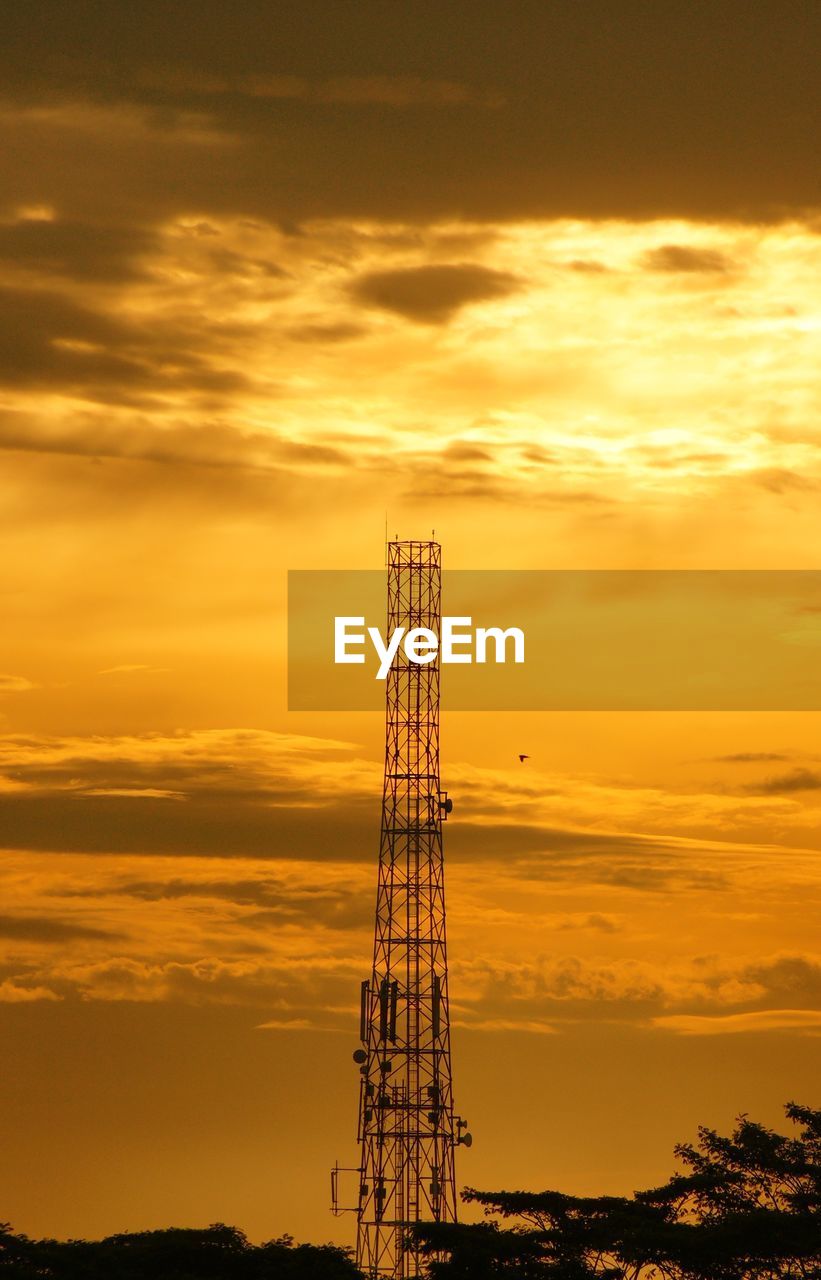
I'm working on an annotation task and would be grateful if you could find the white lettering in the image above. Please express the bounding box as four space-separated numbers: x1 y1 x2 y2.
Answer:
368 625 406 680
333 616 526 678
441 616 473 664
475 626 525 664
404 627 438 665
335 616 366 664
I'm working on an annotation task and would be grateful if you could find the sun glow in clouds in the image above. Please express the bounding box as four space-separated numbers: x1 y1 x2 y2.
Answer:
4 213 821 523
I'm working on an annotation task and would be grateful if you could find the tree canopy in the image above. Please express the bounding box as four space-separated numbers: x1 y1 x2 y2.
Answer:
0 1223 361 1279
2 1103 817 1278
414 1102 821 1279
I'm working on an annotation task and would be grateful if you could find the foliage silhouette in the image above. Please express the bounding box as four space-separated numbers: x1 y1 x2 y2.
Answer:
413 1103 821 1279
2 1104 818 1278
0 1223 361 1279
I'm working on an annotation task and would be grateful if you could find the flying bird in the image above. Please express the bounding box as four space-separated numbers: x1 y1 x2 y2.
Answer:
518 754 530 763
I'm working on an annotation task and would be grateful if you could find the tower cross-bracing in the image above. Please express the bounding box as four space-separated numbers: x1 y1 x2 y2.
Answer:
334 540 468 1280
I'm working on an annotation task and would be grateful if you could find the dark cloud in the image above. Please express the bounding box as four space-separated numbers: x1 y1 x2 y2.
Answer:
442 441 495 463
348 263 520 322
286 321 367 343
453 950 821 1031
0 219 157 282
95 875 373 930
519 444 556 464
0 733 719 888
0 788 372 860
447 822 730 891
0 413 347 472
744 954 821 1007
746 468 817 494
0 438 329 530
640 244 735 273
205 247 287 278
0 285 250 406
567 259 609 273
641 450 733 471
556 913 621 934
0 2 819 224
715 752 793 763
403 464 609 505
401 470 522 502
77 876 284 904
241 901 372 931
0 284 129 366
0 953 361 1014
597 863 728 892
744 767 821 795
0 914 119 942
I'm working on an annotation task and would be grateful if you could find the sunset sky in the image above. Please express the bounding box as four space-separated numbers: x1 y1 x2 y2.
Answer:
2 0 821 1251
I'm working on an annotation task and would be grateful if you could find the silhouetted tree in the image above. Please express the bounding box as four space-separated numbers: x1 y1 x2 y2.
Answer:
3 1105 817 1278
0 1222 361 1279
414 1102 821 1279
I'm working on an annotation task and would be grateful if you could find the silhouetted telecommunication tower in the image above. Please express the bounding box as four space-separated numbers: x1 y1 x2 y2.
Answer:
332 540 471 1279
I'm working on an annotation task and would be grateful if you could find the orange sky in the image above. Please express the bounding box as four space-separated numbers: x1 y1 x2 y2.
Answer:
1 0 821 1251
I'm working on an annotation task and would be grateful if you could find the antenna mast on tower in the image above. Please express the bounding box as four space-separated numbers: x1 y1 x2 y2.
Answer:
333 539 470 1279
